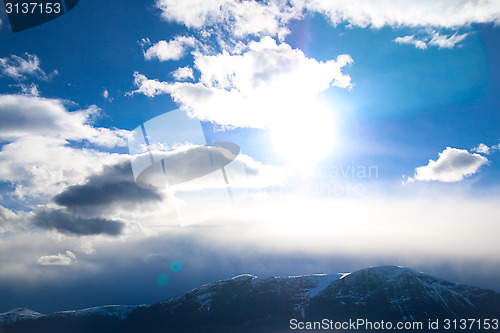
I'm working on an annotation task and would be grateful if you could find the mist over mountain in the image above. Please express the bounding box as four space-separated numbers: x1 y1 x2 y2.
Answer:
2 266 499 333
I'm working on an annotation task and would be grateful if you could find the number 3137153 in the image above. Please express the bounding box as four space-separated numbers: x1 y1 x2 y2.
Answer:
5 2 61 14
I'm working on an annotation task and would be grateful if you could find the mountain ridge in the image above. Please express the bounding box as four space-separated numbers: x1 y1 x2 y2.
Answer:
2 266 499 333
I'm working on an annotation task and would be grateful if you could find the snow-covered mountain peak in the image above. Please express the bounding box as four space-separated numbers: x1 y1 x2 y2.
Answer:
0 307 44 325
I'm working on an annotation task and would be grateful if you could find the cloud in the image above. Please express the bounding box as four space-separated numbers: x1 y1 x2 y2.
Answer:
0 136 127 199
428 31 468 48
32 209 125 236
172 67 194 81
394 31 468 50
306 0 500 29
155 0 302 38
472 142 500 155
473 143 491 154
102 88 113 101
9 83 41 96
408 147 488 183
130 72 170 97
131 143 285 191
0 94 129 146
37 251 77 266
132 37 353 128
394 35 428 50
53 161 163 215
0 205 21 234
0 94 130 200
155 1 500 43
0 53 57 80
144 36 197 61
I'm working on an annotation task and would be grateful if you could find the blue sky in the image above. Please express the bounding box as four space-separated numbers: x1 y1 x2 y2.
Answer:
1 0 500 313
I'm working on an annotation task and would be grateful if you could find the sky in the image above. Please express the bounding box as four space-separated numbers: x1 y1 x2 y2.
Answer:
0 0 500 314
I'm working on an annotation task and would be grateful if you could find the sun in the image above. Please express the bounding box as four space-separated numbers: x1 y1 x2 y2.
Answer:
271 100 336 169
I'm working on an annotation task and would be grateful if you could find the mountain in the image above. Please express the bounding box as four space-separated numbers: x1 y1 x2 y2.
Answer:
2 266 500 333
1 305 144 333
0 308 44 326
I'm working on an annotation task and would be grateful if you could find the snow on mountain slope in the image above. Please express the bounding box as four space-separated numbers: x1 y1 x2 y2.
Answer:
50 305 145 320
0 304 144 327
0 308 44 325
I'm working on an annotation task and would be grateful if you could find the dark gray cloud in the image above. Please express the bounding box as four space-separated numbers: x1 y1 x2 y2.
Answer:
134 144 238 189
32 209 124 236
54 161 163 214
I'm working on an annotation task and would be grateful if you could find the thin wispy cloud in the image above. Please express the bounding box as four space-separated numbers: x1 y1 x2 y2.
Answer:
394 31 468 49
394 35 428 50
0 53 57 81
37 251 77 266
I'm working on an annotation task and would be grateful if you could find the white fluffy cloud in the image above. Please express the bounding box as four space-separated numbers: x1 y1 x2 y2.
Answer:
408 147 488 183
130 72 170 98
37 251 77 266
132 37 353 128
0 53 57 80
0 94 129 147
172 66 195 81
155 0 302 38
144 36 197 61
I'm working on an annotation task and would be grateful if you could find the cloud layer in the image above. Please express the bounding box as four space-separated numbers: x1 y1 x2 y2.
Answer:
306 0 500 29
155 0 500 39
